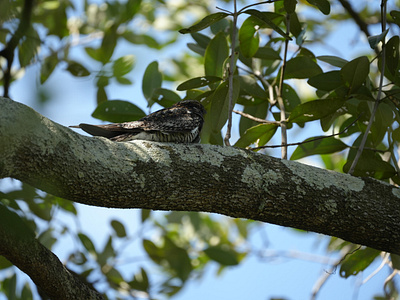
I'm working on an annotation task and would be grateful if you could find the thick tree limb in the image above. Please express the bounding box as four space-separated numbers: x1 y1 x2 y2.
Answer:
1 97 400 256
0 204 104 299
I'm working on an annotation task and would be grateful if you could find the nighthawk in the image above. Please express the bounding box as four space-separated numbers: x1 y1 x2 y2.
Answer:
71 100 206 143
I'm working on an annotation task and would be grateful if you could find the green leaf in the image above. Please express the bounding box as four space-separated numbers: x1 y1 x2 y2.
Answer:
164 238 192 281
179 13 229 34
238 75 268 100
0 256 12 270
242 9 290 40
288 98 345 124
66 61 90 77
191 32 211 49
317 55 348 68
100 24 118 64
235 123 278 148
390 10 400 27
177 76 222 91
40 54 58 84
285 56 322 79
340 248 380 278
308 71 343 91
112 55 135 77
284 0 297 14
207 79 239 133
78 233 97 255
239 101 269 136
368 29 389 49
204 32 229 77
150 88 181 107
142 61 162 103
253 47 282 60
385 36 399 77
129 268 149 292
141 209 151 222
391 254 400 270
111 219 127 238
306 0 330 15
143 239 162 263
290 136 348 160
18 27 40 67
239 16 260 58
282 83 301 112
0 203 35 241
340 56 370 93
122 32 161 49
92 100 146 123
343 149 396 179
204 245 239 266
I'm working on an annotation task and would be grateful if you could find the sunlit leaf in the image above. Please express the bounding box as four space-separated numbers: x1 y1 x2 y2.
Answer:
204 32 229 77
111 220 127 238
92 100 146 123
112 55 135 77
40 54 58 84
317 55 348 68
78 233 97 255
66 61 90 77
177 76 222 91
284 0 297 14
340 56 370 93
308 71 343 91
288 98 345 124
204 245 239 266
368 29 389 49
340 248 380 278
239 16 260 58
285 56 322 79
235 123 278 148
242 9 290 40
151 88 181 107
179 13 229 34
385 36 399 77
306 0 330 15
291 136 348 160
142 61 162 103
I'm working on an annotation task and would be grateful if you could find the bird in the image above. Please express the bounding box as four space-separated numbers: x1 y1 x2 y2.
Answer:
70 100 206 143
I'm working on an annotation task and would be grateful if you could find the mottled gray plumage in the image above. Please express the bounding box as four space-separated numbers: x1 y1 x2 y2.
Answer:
71 100 206 143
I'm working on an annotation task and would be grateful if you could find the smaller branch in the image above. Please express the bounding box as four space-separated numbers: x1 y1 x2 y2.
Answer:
276 14 291 159
233 109 281 125
251 115 361 150
224 0 238 146
0 0 34 97
348 1 387 174
337 0 371 37
362 252 390 284
311 245 359 300
238 0 280 13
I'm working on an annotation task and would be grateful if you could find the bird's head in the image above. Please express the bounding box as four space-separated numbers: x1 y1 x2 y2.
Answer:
174 100 207 117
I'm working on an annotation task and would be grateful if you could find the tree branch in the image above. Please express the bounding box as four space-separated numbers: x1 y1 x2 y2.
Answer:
0 204 104 300
0 0 35 97
1 97 400 255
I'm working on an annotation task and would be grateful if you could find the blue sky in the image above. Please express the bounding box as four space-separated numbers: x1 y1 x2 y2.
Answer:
1 1 398 299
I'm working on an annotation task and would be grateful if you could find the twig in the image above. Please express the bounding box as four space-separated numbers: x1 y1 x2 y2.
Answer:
224 0 238 146
237 0 280 13
0 0 35 98
311 245 361 300
348 0 387 175
276 13 291 159
233 109 281 125
362 252 390 284
251 114 361 150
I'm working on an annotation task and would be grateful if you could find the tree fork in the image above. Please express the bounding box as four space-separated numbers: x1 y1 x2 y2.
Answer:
1 97 400 254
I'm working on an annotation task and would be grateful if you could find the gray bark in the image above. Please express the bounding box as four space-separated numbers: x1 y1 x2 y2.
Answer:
1 96 400 259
